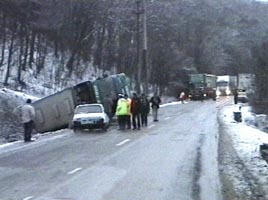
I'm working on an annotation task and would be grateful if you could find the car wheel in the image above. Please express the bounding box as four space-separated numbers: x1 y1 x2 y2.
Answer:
102 124 108 132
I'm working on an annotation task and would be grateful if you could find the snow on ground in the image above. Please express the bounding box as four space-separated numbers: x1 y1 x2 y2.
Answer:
220 103 268 198
160 100 188 107
222 104 268 158
0 87 39 102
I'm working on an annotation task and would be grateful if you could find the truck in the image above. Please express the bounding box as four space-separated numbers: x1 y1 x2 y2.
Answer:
188 74 217 100
236 73 255 103
216 75 237 96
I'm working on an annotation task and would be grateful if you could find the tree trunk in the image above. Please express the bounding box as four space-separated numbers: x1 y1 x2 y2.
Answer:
94 23 106 68
4 26 16 86
36 34 47 74
29 30 36 69
0 14 6 67
54 34 59 58
18 24 24 83
66 20 87 76
22 29 29 71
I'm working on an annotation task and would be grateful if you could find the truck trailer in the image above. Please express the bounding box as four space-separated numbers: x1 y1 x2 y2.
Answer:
188 74 216 100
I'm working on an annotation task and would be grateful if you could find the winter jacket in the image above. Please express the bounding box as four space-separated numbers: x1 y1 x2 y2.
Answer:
179 92 185 100
140 96 150 114
21 104 35 123
116 98 129 116
130 97 141 114
150 96 161 109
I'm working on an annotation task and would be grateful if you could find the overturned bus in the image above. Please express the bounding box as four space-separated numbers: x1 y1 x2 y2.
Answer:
33 73 130 133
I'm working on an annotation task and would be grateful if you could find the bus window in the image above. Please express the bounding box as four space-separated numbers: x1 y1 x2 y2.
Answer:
53 105 60 119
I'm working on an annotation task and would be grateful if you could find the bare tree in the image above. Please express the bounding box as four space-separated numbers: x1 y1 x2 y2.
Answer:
4 21 17 86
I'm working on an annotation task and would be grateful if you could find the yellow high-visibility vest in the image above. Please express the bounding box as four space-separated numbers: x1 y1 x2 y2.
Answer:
116 98 129 115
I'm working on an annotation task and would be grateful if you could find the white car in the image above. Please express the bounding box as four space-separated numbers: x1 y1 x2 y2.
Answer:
71 104 110 131
237 90 249 103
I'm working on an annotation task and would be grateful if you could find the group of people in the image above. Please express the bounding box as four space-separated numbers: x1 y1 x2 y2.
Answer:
17 92 162 141
115 93 161 130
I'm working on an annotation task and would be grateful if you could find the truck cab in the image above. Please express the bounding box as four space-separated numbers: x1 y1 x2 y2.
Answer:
188 74 216 100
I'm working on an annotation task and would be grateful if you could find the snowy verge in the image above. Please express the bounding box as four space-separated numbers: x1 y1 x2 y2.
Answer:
219 104 268 199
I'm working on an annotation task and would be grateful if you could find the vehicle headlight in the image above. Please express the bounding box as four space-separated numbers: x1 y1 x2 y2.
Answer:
216 90 221 96
95 118 104 124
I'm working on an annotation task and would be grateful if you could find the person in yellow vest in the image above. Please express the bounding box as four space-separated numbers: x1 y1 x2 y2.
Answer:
116 94 129 130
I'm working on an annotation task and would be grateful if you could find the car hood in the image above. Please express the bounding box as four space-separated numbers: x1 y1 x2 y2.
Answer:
73 113 105 120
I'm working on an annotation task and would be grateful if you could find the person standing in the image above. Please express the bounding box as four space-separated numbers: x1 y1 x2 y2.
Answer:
140 93 150 126
130 93 141 130
150 93 161 122
234 88 238 104
179 91 186 104
125 94 132 129
115 94 129 130
21 99 35 142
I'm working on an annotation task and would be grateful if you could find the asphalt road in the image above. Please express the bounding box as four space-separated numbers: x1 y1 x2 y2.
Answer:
0 99 223 200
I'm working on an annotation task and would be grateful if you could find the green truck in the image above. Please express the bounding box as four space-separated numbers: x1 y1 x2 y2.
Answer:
188 74 217 100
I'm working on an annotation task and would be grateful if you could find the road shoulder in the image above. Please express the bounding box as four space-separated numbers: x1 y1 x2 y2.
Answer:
218 105 268 200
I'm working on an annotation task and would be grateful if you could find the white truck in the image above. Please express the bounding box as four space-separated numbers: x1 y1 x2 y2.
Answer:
216 75 237 96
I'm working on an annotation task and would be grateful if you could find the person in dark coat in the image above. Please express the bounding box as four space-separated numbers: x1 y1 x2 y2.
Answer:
150 93 161 122
234 88 238 104
130 93 141 130
140 93 150 126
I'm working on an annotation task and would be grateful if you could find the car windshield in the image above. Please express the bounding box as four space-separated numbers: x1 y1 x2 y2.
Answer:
217 81 228 87
75 105 102 114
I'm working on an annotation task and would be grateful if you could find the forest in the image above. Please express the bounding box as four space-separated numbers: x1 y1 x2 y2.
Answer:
0 0 268 106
